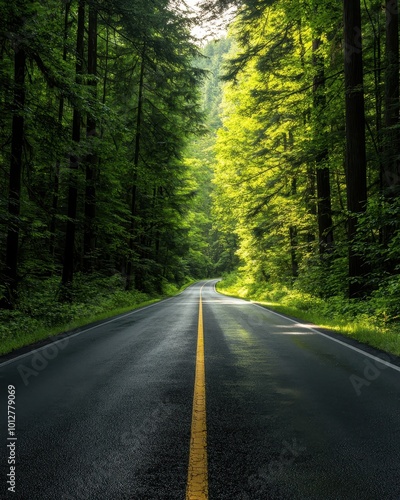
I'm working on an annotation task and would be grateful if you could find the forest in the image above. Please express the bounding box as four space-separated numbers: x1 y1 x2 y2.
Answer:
1 0 400 355
0 0 212 351
211 0 400 354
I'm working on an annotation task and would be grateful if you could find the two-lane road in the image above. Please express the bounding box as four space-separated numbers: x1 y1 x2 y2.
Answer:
1 280 400 499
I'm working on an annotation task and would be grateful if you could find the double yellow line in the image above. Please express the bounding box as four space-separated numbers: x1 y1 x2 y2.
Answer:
186 286 208 499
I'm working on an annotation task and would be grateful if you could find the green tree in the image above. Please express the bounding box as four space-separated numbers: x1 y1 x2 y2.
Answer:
343 0 368 298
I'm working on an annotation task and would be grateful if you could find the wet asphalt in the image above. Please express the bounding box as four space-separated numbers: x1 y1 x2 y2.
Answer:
1 280 400 499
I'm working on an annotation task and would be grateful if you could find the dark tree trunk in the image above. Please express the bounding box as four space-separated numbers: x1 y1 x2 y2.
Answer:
289 177 299 279
343 0 368 298
316 166 334 253
126 48 145 291
383 0 399 187
1 47 26 308
373 4 383 162
50 156 61 261
313 38 334 256
289 226 299 279
61 0 85 291
84 2 98 269
381 0 400 253
102 27 109 108
50 1 71 262
305 165 316 246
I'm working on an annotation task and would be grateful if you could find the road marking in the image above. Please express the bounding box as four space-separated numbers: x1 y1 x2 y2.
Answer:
186 286 208 500
209 280 400 373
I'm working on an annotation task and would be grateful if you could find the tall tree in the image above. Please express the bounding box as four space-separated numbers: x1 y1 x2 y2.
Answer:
61 0 85 290
343 0 368 298
84 0 98 268
381 0 400 257
126 46 145 291
383 0 399 186
50 0 71 261
1 35 26 307
313 37 334 256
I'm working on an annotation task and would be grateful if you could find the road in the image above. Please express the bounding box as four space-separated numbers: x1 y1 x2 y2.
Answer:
1 280 400 499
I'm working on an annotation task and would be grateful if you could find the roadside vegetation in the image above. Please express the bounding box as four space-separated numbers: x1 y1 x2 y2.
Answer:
0 276 195 356
217 272 400 357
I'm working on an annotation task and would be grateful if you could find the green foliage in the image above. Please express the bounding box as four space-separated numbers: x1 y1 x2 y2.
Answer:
17 274 150 326
181 38 235 279
0 274 145 353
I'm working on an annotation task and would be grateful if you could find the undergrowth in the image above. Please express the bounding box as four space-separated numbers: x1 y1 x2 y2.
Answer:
0 274 194 356
217 272 400 357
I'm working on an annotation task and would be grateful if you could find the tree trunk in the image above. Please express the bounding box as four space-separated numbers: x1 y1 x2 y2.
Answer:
381 0 400 252
313 38 334 256
84 1 98 269
1 47 26 308
343 0 368 298
126 48 145 291
50 1 71 262
289 177 299 279
61 0 85 291
373 4 383 164
384 0 399 184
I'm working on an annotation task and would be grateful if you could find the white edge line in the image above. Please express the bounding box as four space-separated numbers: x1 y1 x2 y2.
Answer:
212 286 400 373
251 303 400 373
0 283 201 369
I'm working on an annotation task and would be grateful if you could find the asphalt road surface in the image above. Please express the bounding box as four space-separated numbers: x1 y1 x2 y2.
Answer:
1 280 400 499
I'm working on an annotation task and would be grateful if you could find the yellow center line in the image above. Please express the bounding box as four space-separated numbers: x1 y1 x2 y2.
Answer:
186 285 208 499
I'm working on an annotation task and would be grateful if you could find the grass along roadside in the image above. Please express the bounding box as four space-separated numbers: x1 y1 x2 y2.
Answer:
216 277 400 358
0 277 196 358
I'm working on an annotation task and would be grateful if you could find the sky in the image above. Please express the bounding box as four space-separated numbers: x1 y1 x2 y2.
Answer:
181 0 234 43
